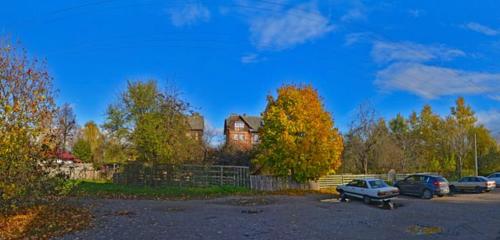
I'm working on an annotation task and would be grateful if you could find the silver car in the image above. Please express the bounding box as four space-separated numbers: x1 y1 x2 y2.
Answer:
487 172 500 186
450 176 496 193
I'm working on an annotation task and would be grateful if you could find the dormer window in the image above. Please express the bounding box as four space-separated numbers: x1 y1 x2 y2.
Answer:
234 121 245 130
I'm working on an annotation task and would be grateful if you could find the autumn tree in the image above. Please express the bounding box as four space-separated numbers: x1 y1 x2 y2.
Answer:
389 114 414 172
0 41 58 210
255 85 343 182
72 121 104 165
343 105 403 174
55 103 77 151
449 97 476 177
103 80 199 164
474 125 500 175
81 121 104 163
343 103 377 174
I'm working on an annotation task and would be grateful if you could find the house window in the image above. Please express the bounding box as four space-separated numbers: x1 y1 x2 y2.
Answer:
234 121 245 130
232 134 245 141
252 134 259 143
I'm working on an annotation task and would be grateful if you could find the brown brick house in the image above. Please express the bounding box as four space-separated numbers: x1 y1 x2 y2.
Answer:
224 114 263 148
187 113 204 141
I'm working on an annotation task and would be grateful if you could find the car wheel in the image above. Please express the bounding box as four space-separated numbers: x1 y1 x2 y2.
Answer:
450 185 456 193
363 196 371 204
339 191 347 202
475 187 482 194
422 189 433 199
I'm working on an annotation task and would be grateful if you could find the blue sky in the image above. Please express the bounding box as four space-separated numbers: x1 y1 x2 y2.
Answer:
1 0 500 138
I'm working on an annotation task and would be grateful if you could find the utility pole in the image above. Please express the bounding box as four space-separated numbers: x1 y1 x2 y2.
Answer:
474 132 478 177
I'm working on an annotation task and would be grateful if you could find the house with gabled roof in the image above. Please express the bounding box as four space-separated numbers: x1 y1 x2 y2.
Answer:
224 114 263 148
187 113 204 142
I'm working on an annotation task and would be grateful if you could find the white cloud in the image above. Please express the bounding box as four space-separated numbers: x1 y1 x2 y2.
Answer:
488 95 500 101
249 3 335 50
477 109 500 139
375 63 500 99
168 3 210 27
462 22 499 36
341 8 365 22
372 41 465 64
241 53 262 64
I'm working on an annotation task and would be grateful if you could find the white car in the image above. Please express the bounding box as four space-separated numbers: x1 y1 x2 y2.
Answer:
336 178 399 204
487 172 500 186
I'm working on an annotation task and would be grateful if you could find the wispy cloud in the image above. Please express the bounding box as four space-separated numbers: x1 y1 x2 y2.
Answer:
371 41 465 64
376 63 500 99
241 53 264 64
249 3 335 50
344 32 375 46
341 8 365 22
168 3 210 27
488 95 500 101
462 22 499 36
408 9 424 18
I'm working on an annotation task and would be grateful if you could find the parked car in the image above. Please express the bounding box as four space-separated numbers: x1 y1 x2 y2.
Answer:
336 178 399 205
487 172 500 186
394 174 449 199
449 176 496 193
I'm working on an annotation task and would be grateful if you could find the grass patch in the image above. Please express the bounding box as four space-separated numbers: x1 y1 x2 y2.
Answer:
0 204 92 240
69 180 255 200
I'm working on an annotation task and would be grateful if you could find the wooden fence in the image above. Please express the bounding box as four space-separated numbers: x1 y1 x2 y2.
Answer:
250 175 312 191
112 163 250 188
250 173 438 191
317 174 410 189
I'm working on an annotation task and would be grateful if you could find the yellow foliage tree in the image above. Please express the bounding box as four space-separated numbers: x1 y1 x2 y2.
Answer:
255 84 344 182
0 41 58 211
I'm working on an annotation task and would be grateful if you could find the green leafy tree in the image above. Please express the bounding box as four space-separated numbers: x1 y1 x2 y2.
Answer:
72 138 92 162
103 80 200 164
255 85 344 182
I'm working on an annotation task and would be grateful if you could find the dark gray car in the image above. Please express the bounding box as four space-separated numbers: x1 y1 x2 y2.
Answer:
394 174 450 199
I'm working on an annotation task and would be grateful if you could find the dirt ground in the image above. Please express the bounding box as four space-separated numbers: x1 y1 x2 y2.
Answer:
59 190 500 240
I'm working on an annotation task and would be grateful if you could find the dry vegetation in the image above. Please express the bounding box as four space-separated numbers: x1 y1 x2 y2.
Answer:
0 204 92 240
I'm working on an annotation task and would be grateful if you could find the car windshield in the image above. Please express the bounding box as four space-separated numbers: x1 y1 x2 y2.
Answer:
435 177 448 182
368 180 388 189
477 176 488 182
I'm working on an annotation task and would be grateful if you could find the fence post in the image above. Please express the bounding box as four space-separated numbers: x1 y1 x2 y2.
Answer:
220 166 223 186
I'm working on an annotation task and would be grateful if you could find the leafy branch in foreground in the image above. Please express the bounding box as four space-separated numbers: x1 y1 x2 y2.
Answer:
0 40 59 212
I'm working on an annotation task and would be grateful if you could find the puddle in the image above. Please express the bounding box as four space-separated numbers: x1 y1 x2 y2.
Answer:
407 225 443 235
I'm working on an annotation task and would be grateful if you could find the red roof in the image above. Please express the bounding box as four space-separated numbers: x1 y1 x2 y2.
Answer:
56 151 82 163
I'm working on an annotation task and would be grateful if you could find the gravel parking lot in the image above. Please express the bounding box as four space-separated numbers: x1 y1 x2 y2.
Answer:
61 190 500 240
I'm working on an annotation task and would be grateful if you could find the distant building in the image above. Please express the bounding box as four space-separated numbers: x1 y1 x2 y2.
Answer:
187 113 205 141
224 114 263 148
55 151 82 165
